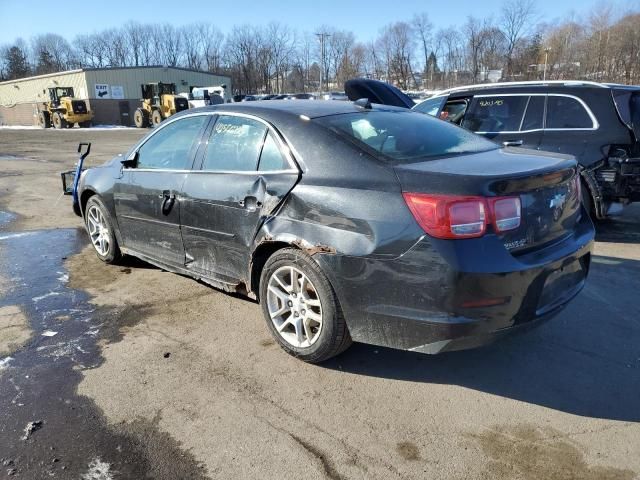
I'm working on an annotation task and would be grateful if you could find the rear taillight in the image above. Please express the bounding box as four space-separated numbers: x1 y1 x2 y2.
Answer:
403 193 521 239
489 197 521 232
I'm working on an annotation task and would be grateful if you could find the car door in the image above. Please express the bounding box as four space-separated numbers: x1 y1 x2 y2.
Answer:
114 114 210 266
180 113 299 282
461 94 543 150
539 94 598 159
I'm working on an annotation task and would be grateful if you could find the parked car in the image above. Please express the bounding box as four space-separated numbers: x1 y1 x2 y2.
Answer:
293 93 315 100
409 81 640 219
322 91 349 101
66 101 594 362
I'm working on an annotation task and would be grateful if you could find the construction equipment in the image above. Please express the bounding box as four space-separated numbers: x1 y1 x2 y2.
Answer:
133 82 189 128
38 87 93 129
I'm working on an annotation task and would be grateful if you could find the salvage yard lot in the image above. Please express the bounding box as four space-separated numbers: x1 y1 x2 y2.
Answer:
0 128 639 479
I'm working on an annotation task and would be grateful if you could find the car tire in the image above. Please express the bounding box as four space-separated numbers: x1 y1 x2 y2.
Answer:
151 109 162 127
259 248 351 363
84 196 121 264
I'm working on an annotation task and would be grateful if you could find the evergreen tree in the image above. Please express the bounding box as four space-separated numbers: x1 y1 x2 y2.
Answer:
4 45 31 80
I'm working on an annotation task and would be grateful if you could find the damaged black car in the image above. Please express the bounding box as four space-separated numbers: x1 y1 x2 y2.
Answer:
65 101 594 362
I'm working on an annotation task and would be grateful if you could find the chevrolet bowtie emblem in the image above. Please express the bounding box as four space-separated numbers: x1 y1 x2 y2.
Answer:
550 193 566 210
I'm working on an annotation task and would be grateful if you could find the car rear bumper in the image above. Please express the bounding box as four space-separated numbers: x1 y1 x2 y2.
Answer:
316 209 594 354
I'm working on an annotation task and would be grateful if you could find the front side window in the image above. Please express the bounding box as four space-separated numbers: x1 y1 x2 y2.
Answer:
137 115 208 169
546 96 594 129
440 100 468 124
316 111 498 163
413 96 446 116
202 115 267 171
462 95 529 133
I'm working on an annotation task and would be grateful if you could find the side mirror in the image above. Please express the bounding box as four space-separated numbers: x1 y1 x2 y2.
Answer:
121 151 138 168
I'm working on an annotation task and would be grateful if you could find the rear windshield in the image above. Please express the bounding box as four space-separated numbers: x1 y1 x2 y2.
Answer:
315 110 497 163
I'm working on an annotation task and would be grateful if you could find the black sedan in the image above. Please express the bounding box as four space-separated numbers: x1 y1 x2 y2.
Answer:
69 101 594 362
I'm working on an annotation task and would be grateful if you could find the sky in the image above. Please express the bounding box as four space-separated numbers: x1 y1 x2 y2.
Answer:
0 0 637 45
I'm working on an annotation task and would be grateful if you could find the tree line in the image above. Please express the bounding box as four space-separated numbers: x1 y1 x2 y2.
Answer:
1 0 639 94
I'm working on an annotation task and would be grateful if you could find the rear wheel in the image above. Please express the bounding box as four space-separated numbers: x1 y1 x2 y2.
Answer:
151 109 162 127
38 111 51 128
259 248 351 363
84 196 121 264
134 108 149 128
52 112 67 129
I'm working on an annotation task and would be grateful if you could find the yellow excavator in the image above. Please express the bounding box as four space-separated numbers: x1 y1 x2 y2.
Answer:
133 82 189 128
38 87 93 129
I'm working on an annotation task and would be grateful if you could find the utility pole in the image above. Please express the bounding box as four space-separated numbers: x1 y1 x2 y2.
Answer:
543 47 551 81
315 32 330 98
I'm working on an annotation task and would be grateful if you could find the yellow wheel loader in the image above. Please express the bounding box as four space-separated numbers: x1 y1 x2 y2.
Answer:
133 82 189 128
38 87 93 129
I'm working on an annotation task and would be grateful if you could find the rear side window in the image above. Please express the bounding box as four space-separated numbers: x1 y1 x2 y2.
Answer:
315 111 498 163
258 133 289 171
546 96 594 129
521 96 545 130
202 115 267 171
462 95 529 133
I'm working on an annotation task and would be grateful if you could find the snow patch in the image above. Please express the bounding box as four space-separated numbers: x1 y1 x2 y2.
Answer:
32 291 61 302
0 356 13 371
82 458 114 480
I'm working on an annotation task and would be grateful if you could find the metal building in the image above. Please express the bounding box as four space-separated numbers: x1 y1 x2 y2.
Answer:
0 66 231 126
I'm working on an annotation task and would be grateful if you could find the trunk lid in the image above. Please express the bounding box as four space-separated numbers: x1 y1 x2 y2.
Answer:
394 147 581 253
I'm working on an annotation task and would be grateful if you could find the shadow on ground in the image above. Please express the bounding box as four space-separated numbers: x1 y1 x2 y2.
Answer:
323 253 640 422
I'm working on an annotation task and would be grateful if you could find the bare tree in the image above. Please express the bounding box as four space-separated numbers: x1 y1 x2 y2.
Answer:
412 13 433 85
500 0 536 78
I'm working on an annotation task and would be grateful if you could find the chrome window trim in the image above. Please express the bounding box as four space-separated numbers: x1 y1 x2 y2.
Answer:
469 93 599 134
127 110 299 173
123 168 298 174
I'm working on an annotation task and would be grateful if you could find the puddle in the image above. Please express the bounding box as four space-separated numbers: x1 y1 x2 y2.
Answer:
0 214 207 478
0 210 16 228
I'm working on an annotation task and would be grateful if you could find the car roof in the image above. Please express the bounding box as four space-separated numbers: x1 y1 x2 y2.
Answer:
180 100 410 120
424 81 640 101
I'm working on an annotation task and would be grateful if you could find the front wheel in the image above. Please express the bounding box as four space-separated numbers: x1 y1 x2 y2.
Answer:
134 108 148 128
84 196 121 264
259 248 351 363
52 112 66 129
151 109 162 127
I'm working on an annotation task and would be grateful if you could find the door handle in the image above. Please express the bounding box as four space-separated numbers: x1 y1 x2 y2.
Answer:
503 140 524 147
240 196 262 212
161 190 176 215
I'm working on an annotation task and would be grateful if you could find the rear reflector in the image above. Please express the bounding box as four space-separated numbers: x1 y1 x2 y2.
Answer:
403 193 522 239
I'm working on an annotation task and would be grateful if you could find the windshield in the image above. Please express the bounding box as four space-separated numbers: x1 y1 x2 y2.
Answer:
315 110 498 163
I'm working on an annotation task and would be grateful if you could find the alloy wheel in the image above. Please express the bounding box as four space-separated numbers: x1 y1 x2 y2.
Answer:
86 205 110 257
267 265 323 348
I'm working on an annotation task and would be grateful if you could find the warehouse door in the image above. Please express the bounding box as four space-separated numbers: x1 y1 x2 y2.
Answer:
119 101 131 126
